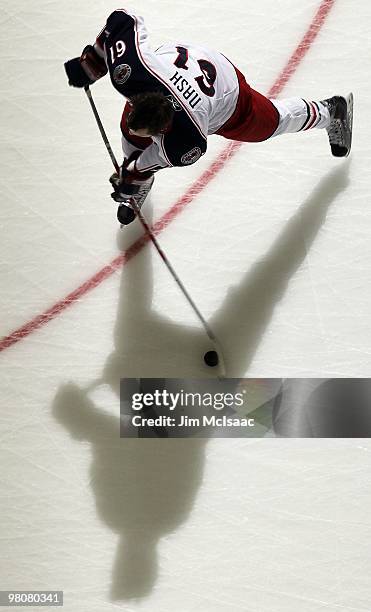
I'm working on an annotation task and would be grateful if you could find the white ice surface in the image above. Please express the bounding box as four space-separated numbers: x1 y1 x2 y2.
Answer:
1 1 371 611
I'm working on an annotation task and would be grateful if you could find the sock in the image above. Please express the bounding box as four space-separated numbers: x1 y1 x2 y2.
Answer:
269 97 331 137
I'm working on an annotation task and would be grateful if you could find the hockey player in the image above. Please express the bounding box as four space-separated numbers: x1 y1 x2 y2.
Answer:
65 9 353 225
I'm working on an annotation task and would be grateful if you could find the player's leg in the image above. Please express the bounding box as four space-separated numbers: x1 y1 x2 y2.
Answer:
269 97 330 135
216 69 280 142
270 94 353 157
216 67 352 157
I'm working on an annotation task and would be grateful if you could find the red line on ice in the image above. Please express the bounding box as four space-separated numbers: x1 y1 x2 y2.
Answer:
0 0 336 353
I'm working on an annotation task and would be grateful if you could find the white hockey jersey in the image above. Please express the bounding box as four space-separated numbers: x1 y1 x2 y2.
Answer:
95 10 240 172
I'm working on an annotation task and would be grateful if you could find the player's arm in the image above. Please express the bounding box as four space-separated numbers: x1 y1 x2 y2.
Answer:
123 132 207 174
110 133 207 227
133 141 173 173
110 144 168 206
64 9 135 88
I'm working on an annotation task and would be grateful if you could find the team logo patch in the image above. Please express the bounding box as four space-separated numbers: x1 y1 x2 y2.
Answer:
181 147 202 165
113 64 132 85
166 95 182 112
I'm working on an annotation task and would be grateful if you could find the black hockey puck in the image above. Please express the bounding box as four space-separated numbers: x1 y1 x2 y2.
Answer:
204 350 219 367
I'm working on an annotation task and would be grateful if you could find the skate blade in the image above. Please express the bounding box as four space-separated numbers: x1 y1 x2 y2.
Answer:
344 92 353 158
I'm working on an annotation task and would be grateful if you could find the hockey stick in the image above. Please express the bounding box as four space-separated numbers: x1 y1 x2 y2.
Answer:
84 85 120 173
84 85 226 376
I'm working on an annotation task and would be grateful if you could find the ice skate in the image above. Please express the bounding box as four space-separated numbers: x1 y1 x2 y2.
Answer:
322 93 353 157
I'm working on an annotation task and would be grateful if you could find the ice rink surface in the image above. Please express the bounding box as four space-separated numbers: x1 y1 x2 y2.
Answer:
1 0 371 610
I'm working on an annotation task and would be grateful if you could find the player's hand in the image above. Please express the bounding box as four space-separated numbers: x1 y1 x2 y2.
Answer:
110 163 154 203
64 45 107 88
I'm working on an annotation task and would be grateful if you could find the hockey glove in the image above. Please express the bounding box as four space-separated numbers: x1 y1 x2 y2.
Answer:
110 164 154 204
64 45 108 88
110 159 154 225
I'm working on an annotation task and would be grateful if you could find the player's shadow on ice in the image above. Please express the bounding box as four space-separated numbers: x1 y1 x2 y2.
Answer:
211 161 351 375
52 161 350 600
52 203 210 602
